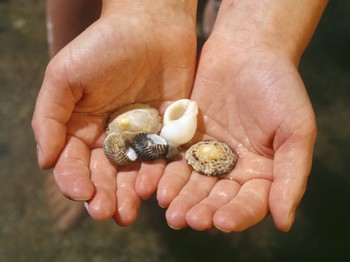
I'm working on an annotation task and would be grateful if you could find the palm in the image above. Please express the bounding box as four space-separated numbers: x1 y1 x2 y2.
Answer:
32 9 197 225
158 38 316 232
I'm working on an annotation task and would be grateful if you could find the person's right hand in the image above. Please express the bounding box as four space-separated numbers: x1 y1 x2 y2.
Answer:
32 0 197 226
157 37 317 233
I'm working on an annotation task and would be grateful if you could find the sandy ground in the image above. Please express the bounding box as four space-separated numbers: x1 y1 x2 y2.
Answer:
1 0 349 261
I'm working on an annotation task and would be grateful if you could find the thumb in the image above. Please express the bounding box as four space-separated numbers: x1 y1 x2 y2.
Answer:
269 120 317 232
32 64 81 169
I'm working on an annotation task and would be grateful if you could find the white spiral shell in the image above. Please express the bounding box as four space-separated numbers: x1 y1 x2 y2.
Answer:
160 99 198 147
103 100 198 165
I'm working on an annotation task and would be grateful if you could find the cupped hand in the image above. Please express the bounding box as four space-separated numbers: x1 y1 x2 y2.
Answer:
32 1 197 225
157 36 317 232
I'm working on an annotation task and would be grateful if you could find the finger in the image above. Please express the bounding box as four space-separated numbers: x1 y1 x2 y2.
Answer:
54 136 94 201
186 179 241 231
213 179 271 232
32 65 81 168
113 163 142 226
157 158 192 208
135 159 166 200
270 128 316 232
85 148 117 221
165 173 217 229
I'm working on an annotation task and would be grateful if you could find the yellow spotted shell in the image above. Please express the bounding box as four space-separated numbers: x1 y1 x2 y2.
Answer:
185 140 238 176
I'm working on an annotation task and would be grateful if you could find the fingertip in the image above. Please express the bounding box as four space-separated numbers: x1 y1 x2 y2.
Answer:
157 163 191 207
33 123 66 169
165 201 188 230
156 186 174 208
67 177 95 201
114 196 140 226
135 182 150 200
269 178 303 232
35 142 45 168
287 209 296 231
133 160 165 200
272 208 296 232
186 206 213 231
33 124 50 169
54 167 95 201
213 208 240 233
135 165 163 200
114 184 141 226
166 212 187 230
36 143 59 169
85 191 116 221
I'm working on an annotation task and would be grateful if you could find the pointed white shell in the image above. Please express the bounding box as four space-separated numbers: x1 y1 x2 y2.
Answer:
107 104 162 140
160 99 198 147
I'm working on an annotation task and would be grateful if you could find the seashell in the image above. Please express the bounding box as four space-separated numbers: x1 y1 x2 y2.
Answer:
103 132 138 166
107 104 162 140
163 144 180 161
185 140 238 176
131 133 168 161
160 99 198 147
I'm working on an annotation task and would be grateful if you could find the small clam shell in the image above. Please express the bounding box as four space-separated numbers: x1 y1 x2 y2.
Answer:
185 140 238 176
103 132 138 166
131 133 168 161
106 104 162 140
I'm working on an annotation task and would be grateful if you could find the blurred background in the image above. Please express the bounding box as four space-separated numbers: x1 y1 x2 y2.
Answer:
0 0 349 261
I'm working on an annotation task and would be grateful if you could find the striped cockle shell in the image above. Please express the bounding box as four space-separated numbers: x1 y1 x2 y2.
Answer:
103 132 138 166
131 133 168 161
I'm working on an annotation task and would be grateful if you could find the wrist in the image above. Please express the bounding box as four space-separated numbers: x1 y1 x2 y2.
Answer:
211 0 328 64
101 0 198 25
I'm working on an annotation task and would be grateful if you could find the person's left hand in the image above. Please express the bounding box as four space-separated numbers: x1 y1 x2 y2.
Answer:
157 35 317 232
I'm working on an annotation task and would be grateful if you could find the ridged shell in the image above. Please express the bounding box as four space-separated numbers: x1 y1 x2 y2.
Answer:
103 132 137 166
185 140 238 176
106 104 162 140
131 133 168 161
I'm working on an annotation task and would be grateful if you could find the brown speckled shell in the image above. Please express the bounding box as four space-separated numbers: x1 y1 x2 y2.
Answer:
185 140 238 176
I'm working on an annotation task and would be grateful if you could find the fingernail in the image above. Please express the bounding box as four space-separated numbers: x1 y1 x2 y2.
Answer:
70 196 90 201
158 202 166 209
287 210 296 231
84 201 89 210
168 224 182 230
36 143 42 165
